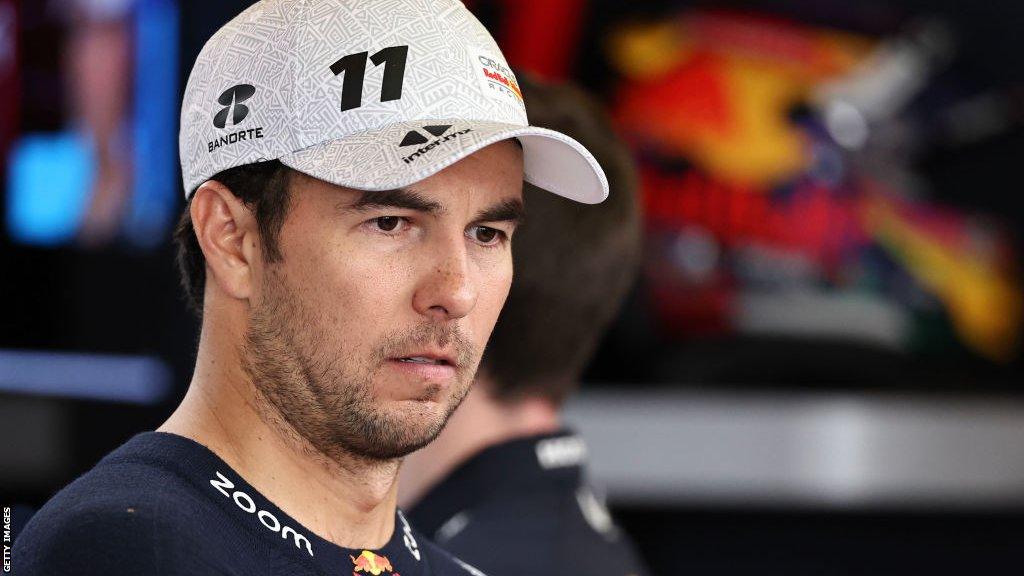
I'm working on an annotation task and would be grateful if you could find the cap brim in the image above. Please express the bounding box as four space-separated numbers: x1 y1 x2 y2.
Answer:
279 119 609 204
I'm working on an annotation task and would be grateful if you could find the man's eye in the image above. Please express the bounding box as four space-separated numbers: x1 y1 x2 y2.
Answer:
471 226 502 245
374 216 402 232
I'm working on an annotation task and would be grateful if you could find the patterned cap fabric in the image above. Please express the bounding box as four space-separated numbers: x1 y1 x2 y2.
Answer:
179 0 609 203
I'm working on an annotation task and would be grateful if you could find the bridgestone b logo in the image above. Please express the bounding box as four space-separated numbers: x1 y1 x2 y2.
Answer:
210 470 314 557
213 84 255 128
209 84 265 153
399 125 472 164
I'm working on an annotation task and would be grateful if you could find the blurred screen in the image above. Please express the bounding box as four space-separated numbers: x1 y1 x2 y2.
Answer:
479 1 1024 387
3 0 178 250
606 10 1022 366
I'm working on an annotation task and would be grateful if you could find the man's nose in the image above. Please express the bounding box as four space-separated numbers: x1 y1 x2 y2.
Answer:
412 240 477 321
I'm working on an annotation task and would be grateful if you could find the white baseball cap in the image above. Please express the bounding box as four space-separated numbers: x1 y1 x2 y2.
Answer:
179 0 609 204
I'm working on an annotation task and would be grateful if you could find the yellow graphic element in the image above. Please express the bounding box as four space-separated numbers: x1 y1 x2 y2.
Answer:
697 58 807 186
865 198 1022 361
608 21 696 79
350 550 394 575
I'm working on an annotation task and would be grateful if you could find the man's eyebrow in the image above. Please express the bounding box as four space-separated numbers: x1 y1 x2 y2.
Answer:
474 198 526 226
340 188 443 213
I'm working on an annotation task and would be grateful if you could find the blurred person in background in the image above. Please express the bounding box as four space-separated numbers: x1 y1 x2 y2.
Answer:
63 0 134 247
400 75 648 576
12 0 611 574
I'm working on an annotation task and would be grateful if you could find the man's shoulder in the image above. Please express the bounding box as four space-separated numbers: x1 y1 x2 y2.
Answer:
414 530 491 576
430 488 649 576
14 452 228 575
435 487 563 547
23 449 213 528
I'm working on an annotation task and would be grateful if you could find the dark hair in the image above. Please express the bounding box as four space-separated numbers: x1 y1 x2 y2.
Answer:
480 75 642 405
173 160 293 315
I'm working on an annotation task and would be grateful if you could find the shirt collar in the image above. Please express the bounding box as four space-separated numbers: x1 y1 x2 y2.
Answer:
108 431 428 576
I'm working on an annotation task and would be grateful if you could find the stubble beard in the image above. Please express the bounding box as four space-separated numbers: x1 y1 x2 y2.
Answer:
240 268 477 463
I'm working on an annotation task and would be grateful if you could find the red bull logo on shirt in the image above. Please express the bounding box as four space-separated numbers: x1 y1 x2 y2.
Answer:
351 550 395 575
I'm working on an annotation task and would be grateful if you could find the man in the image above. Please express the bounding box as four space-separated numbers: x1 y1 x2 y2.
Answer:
13 1 608 574
399 76 648 576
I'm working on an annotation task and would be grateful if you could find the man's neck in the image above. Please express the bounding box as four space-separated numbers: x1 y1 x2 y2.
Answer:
398 376 562 508
158 319 399 550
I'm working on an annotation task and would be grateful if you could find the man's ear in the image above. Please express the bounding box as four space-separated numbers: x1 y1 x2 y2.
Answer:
190 180 262 302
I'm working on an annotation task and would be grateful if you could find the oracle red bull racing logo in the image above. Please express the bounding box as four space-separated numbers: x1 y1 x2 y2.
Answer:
471 48 524 112
351 550 396 576
479 56 522 101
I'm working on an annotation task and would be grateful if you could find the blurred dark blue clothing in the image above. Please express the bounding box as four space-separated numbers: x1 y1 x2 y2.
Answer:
408 431 649 576
14 431 482 576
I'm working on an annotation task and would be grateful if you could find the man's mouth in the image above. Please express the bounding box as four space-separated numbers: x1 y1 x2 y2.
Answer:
386 348 462 386
397 356 451 366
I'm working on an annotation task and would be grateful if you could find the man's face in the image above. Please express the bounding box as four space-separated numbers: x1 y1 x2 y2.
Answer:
242 141 524 461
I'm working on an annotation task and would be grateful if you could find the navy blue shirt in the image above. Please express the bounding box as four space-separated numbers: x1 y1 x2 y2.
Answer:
14 431 485 576
407 431 649 576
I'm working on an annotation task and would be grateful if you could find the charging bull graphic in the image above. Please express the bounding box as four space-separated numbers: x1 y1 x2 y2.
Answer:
606 9 1023 362
351 550 395 576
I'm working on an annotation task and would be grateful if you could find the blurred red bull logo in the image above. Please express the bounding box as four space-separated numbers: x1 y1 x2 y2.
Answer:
607 9 1023 362
350 550 395 576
